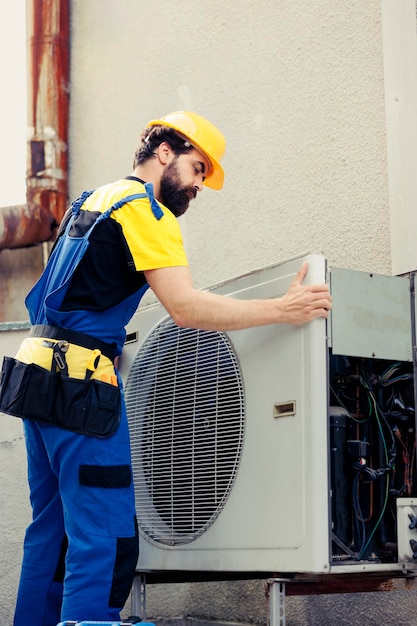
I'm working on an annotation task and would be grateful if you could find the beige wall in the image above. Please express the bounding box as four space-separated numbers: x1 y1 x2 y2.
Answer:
69 0 391 289
0 329 31 625
0 247 44 321
2 1 417 624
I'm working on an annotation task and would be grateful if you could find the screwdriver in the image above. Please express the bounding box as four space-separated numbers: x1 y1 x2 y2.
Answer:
85 349 101 381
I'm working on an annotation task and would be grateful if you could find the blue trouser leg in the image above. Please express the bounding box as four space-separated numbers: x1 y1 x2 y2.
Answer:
14 401 139 625
14 420 66 626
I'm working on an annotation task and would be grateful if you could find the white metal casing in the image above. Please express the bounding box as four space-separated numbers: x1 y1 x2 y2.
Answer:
120 253 330 574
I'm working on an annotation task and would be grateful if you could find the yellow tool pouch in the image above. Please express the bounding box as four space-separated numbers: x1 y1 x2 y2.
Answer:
0 346 121 438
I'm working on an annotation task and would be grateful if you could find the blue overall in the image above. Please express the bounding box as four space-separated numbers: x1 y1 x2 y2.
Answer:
14 185 162 626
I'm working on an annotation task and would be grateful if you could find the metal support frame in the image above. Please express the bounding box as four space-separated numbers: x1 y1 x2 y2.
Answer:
268 579 287 626
130 571 417 626
132 575 288 625
131 573 147 621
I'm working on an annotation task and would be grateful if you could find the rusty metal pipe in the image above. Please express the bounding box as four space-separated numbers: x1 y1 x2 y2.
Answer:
0 203 56 249
27 0 70 225
0 0 69 251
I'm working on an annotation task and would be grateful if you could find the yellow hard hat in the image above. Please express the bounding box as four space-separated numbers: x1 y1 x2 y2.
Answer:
147 111 225 190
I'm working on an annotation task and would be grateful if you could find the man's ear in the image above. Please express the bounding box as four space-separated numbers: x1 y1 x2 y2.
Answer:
157 141 174 165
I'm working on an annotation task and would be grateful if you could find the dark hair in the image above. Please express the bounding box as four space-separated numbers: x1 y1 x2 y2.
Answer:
133 125 193 168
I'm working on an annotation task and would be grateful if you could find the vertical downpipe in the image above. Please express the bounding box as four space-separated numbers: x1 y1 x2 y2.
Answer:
27 0 70 230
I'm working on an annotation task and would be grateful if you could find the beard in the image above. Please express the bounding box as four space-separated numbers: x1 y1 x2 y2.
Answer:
160 158 196 217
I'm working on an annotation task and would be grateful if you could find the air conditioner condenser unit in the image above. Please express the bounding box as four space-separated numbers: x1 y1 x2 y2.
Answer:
119 253 417 579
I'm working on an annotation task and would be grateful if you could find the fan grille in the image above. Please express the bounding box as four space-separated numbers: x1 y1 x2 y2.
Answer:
125 318 245 546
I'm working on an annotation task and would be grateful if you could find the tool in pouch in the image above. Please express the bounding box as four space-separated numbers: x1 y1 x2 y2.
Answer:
84 348 118 385
42 339 69 375
85 348 101 380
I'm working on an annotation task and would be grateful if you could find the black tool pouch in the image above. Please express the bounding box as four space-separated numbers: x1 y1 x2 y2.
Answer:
0 356 121 438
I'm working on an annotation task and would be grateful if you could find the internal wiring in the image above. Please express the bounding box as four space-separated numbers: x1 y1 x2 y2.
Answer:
353 472 366 558
380 362 413 386
356 473 390 560
360 370 397 469
352 385 392 560
329 383 368 423
331 357 415 564
393 428 416 495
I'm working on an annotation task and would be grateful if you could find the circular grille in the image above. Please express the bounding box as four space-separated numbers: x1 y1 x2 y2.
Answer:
125 318 245 546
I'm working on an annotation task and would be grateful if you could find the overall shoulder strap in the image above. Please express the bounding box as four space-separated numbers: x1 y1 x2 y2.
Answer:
97 184 164 224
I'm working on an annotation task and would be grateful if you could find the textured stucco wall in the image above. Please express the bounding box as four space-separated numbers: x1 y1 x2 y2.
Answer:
69 0 391 289
1 1 410 624
0 329 31 626
0 247 44 321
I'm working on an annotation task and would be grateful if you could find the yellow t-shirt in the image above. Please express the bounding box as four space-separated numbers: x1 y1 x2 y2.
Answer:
83 177 188 270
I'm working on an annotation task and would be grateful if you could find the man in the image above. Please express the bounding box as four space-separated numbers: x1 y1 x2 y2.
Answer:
3 111 331 625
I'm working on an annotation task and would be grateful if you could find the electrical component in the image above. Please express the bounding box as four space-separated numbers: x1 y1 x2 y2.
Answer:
330 356 415 564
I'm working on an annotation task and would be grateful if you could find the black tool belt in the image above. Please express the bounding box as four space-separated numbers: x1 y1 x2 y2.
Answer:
0 325 121 438
0 357 121 438
30 324 117 362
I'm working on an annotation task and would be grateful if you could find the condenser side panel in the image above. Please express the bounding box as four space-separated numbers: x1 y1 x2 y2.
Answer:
123 253 331 574
329 267 412 361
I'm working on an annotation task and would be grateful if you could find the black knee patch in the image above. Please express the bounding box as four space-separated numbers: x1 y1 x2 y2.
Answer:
79 464 132 488
109 516 139 608
53 535 68 583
